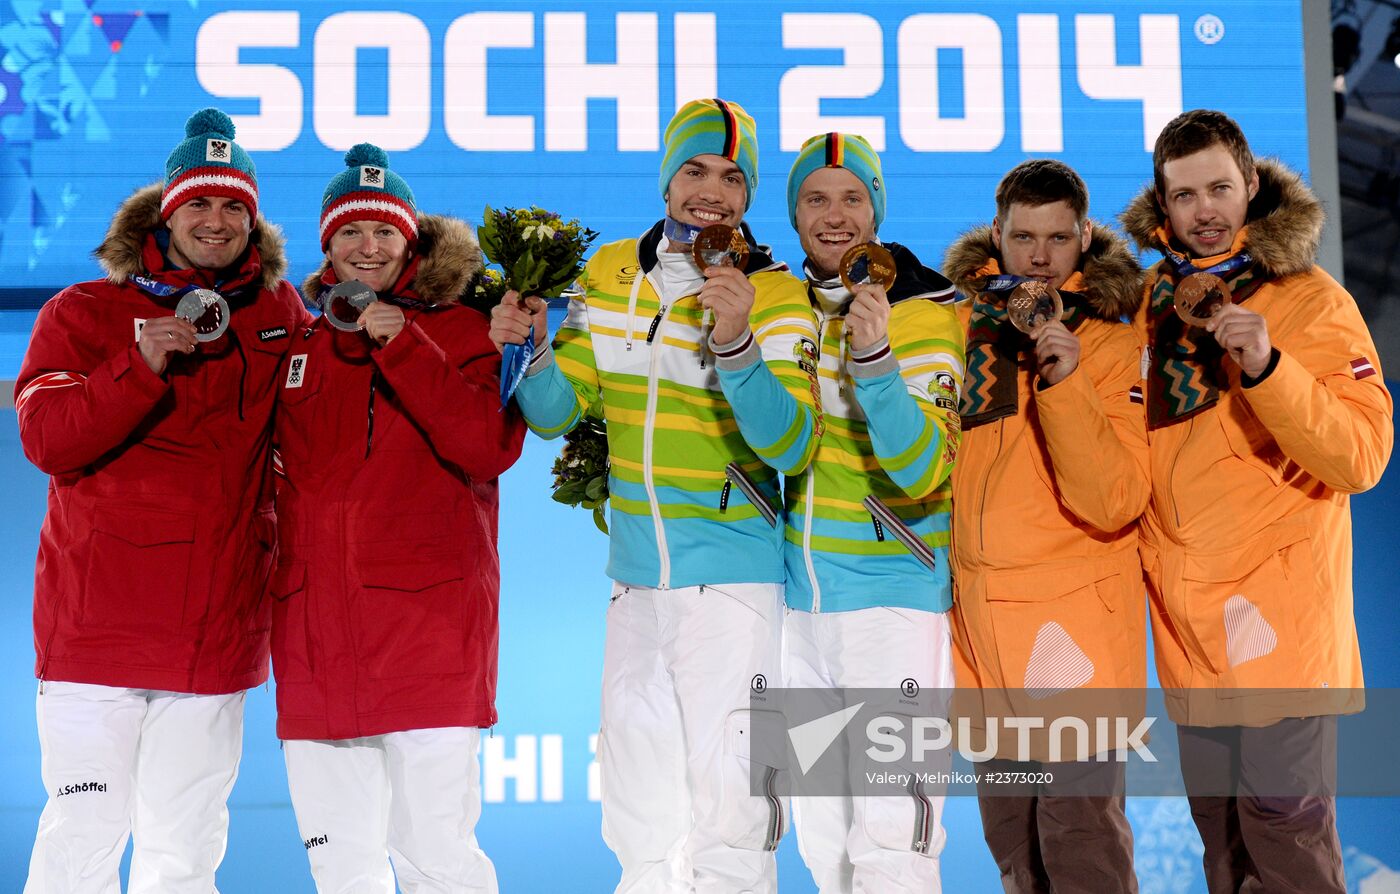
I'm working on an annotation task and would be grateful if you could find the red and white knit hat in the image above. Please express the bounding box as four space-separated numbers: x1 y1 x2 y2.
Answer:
319 143 418 249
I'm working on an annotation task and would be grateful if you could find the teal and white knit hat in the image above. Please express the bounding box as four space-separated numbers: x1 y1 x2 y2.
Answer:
319 143 418 249
161 108 258 221
659 98 760 209
787 132 885 231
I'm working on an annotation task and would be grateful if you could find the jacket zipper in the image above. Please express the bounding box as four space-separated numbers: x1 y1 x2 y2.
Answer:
976 421 1006 557
643 300 671 589
802 313 832 612
1167 416 1193 529
762 765 785 850
910 776 932 853
365 372 378 458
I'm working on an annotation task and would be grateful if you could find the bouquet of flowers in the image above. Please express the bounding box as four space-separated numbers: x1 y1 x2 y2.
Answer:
480 206 609 529
550 398 610 533
477 206 597 299
480 204 597 408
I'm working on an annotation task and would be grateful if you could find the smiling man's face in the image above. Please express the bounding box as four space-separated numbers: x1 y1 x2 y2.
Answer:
165 196 252 272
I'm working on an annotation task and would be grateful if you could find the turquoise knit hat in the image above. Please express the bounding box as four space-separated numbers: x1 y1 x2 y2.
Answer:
319 143 418 249
162 108 258 221
787 132 885 232
659 98 760 209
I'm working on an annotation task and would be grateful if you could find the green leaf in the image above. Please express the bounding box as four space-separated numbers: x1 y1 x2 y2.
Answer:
592 503 609 534
552 480 588 505
584 476 606 501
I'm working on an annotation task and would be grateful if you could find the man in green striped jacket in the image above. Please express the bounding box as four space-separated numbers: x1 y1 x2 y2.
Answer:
783 132 965 894
489 98 821 894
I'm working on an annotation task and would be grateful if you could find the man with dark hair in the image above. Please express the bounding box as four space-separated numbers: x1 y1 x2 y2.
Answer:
1122 108 1393 893
994 157 1090 220
14 108 304 892
946 158 1149 893
490 98 820 894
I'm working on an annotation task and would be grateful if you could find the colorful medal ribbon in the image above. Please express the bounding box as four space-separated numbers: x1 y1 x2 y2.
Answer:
1146 246 1262 427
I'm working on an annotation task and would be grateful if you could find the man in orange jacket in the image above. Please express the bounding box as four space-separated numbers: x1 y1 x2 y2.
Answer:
1121 109 1393 893
945 159 1150 893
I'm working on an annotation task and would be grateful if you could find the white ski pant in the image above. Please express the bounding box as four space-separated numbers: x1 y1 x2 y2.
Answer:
25 681 245 894
783 606 955 894
598 582 785 894
283 726 496 894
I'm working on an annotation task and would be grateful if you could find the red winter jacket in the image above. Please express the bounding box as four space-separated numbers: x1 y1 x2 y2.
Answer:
272 214 526 740
15 184 305 694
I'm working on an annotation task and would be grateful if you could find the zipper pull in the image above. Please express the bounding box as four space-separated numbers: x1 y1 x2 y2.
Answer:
699 307 712 369
646 305 668 345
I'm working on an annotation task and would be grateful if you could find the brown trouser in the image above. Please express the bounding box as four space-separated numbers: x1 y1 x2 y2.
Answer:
976 758 1137 894
1177 718 1344 894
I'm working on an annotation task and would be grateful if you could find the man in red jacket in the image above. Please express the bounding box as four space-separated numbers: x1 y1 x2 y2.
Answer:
14 108 305 892
270 143 525 892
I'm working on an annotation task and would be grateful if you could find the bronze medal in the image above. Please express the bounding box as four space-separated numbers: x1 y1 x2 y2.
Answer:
1174 272 1231 327
1007 281 1063 334
323 280 378 332
838 242 897 292
175 288 230 342
692 224 749 272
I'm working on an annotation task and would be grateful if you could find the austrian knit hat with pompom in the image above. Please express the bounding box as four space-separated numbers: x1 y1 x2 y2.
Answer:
319 143 418 249
162 108 258 221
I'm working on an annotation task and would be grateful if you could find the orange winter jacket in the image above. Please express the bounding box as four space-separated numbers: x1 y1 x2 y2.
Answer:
944 226 1150 729
1121 159 1394 727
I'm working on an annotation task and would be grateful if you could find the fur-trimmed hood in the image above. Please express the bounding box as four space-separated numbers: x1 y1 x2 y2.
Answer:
1119 157 1323 279
94 183 288 291
302 213 483 306
942 221 1143 320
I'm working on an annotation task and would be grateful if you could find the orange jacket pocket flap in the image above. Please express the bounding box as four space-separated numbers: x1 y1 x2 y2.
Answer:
1181 522 1311 583
984 564 1103 603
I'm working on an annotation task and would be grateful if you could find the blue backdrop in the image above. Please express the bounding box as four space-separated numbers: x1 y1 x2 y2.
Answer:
2 1 1397 891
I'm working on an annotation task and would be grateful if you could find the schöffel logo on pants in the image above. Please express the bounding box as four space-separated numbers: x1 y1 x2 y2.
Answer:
304 834 329 849
56 781 108 797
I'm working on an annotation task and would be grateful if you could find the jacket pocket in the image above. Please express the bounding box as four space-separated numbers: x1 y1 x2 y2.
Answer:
1216 397 1287 486
269 561 313 683
82 506 197 630
1178 522 1323 690
356 556 468 680
983 565 1131 695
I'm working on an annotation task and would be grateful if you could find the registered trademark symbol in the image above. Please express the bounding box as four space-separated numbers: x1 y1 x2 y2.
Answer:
1195 14 1224 45
901 678 919 698
751 674 767 693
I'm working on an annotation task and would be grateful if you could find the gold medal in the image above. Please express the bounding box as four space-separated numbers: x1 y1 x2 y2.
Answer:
838 242 897 292
692 225 750 272
1174 272 1231 327
1007 281 1063 334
